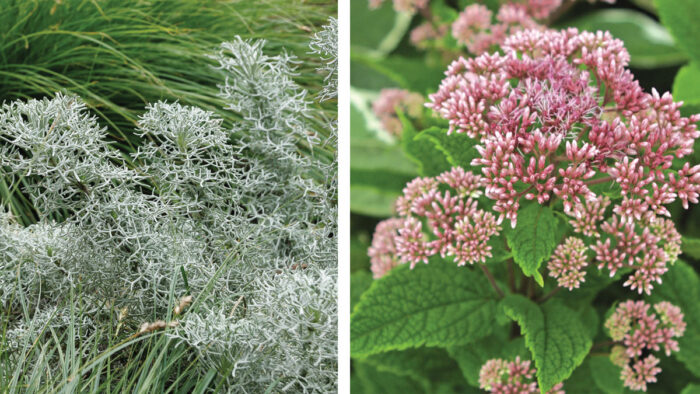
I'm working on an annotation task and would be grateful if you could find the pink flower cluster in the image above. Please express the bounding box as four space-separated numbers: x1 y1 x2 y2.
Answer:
372 88 424 136
368 218 405 278
452 3 543 54
547 236 588 290
605 300 686 391
592 216 681 294
410 23 448 49
373 167 502 268
427 27 699 292
429 28 700 223
479 357 565 393
368 0 428 13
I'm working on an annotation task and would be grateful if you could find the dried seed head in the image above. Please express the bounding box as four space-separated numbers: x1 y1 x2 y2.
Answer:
118 307 128 322
174 295 193 316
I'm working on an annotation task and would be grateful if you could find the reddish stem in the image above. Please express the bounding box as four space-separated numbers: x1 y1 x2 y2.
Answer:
480 264 505 298
591 340 619 350
537 287 561 303
585 176 614 186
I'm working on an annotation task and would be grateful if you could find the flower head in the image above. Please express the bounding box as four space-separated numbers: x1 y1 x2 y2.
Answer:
548 237 588 290
479 356 565 393
372 88 424 136
368 218 406 278
429 28 699 230
373 167 500 270
605 300 685 391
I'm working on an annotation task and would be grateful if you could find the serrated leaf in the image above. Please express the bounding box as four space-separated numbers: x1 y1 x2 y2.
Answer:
682 236 700 260
648 260 700 378
401 120 452 177
414 128 479 170
563 9 686 68
351 261 499 357
506 204 557 287
655 0 700 64
501 295 592 392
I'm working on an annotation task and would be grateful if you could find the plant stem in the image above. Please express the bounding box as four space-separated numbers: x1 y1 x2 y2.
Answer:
585 176 614 186
526 278 534 299
480 264 505 298
537 287 561 303
591 340 618 350
508 259 515 293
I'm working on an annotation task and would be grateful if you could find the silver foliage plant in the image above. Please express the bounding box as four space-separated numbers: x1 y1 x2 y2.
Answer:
0 17 337 393
309 17 338 102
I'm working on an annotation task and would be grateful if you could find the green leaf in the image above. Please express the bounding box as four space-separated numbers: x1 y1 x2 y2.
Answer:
631 0 657 13
654 0 700 63
352 53 446 94
353 361 425 394
563 9 686 68
682 236 700 260
648 260 700 378
351 271 373 312
401 121 453 177
559 269 616 310
351 60 402 91
557 358 595 393
589 356 625 394
501 295 592 392
351 261 500 357
362 347 465 392
414 128 480 170
506 204 557 287
351 168 416 195
351 143 417 174
673 63 700 118
682 384 700 394
350 0 411 56
448 329 528 387
351 185 400 218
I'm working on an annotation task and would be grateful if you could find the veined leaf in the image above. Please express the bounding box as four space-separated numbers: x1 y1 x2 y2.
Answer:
414 128 479 170
351 261 499 357
501 295 592 392
401 120 452 177
506 204 557 287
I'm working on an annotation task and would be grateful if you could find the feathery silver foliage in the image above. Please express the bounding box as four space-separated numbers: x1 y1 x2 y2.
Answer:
0 34 337 392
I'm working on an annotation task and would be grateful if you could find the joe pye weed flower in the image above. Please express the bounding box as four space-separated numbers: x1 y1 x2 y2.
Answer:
366 20 699 392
